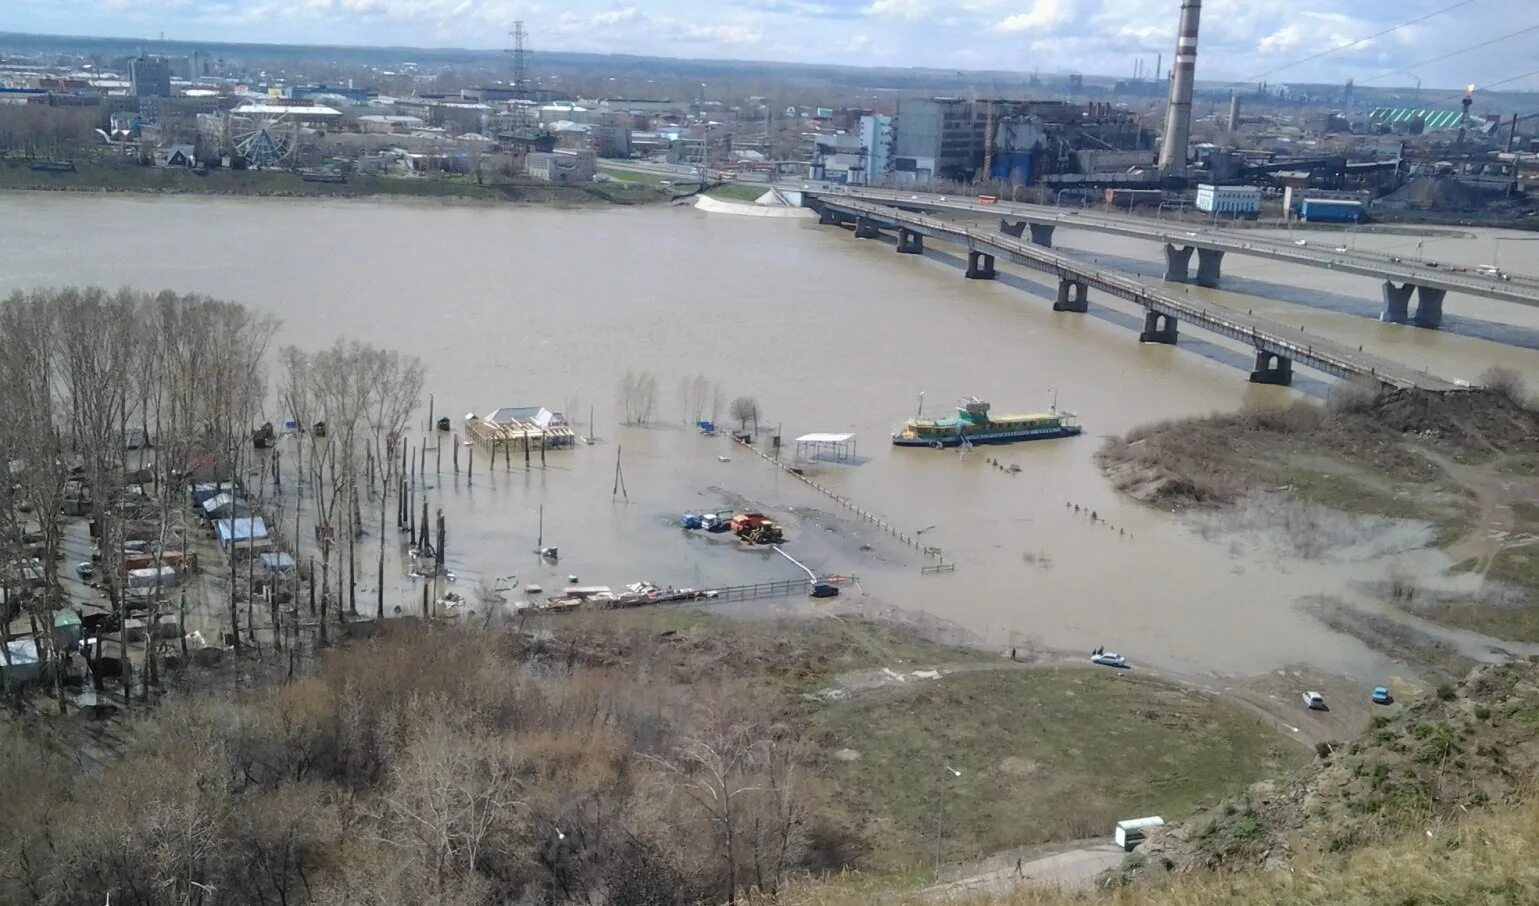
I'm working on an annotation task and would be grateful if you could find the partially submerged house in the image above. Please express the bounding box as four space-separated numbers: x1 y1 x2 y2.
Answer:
464 406 577 451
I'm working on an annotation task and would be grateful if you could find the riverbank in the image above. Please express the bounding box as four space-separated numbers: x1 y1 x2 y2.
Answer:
1100 381 1539 646
0 158 678 205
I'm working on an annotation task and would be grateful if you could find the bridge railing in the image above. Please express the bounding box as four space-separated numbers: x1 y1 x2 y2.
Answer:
820 199 1454 391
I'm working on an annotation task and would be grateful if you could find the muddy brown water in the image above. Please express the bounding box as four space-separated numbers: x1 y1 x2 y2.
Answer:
5 192 1539 679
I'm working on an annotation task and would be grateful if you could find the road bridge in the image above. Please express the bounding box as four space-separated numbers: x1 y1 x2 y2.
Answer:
811 198 1464 393
800 186 1539 329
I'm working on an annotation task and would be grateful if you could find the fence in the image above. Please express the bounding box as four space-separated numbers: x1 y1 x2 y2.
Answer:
706 576 857 602
733 438 954 574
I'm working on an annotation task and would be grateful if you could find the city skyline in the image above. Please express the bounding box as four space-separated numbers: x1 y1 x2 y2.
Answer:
6 0 1539 92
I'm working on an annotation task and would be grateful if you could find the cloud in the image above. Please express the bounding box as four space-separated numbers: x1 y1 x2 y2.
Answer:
591 5 642 25
994 0 1072 33
685 23 763 45
7 0 1538 84
862 0 929 21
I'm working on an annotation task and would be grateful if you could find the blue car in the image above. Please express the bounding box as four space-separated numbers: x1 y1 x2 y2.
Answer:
1372 687 1393 705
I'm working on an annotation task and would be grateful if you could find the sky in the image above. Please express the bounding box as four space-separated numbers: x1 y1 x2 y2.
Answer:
8 0 1539 92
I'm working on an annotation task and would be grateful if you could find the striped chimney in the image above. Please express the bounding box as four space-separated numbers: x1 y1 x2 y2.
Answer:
1158 0 1201 173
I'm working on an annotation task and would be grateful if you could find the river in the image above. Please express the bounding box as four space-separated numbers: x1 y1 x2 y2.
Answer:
5 192 1539 679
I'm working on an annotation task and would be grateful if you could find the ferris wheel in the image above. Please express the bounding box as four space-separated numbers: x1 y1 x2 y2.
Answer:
227 108 299 168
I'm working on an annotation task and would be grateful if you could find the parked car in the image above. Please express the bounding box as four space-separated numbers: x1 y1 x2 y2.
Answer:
75 561 95 581
1372 686 1394 705
1302 691 1328 710
1091 652 1128 668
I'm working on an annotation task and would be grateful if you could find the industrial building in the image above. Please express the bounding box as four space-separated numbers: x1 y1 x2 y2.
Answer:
1195 184 1261 217
859 114 895 185
128 55 171 98
526 149 595 184
1299 198 1364 223
892 97 1153 184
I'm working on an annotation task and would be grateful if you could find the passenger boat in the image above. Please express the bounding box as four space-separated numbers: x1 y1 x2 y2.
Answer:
891 397 1080 448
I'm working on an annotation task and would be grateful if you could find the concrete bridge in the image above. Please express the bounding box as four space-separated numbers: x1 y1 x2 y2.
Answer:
800 186 1539 330
812 198 1464 393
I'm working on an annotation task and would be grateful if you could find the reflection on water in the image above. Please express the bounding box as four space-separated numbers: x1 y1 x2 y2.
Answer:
4 193 1538 678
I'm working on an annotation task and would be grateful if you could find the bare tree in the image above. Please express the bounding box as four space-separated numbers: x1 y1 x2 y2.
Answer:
730 397 760 435
619 370 660 425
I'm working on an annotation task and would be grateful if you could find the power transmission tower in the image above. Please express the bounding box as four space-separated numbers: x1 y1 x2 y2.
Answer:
508 21 529 96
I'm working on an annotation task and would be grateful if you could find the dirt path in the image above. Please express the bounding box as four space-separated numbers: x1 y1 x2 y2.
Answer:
912 840 1126 902
822 653 1342 749
1407 448 1539 575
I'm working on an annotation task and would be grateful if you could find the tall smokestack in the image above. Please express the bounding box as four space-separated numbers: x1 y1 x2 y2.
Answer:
1158 0 1201 173
1227 93 1240 134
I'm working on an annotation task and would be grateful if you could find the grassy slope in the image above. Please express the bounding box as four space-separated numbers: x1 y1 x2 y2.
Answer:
789 801 1539 905
809 669 1303 871
792 659 1539 906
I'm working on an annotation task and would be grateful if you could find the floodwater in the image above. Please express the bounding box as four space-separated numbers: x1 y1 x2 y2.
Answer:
5 192 1539 679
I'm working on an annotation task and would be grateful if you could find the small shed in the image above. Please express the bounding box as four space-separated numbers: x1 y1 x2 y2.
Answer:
216 517 269 550
1114 816 1165 851
159 144 196 168
201 492 252 520
259 552 297 574
127 566 178 590
0 639 41 686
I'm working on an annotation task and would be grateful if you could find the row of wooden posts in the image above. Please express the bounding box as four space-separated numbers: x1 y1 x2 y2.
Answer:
731 437 952 572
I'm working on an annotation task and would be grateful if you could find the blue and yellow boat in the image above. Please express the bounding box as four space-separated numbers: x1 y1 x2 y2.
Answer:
892 397 1080 448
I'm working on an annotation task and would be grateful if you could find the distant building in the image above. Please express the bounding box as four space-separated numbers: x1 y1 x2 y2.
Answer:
358 114 425 134
1195 184 1261 218
807 131 863 183
525 149 595 184
158 144 196 168
129 56 172 98
858 114 894 185
595 97 678 115
288 84 369 105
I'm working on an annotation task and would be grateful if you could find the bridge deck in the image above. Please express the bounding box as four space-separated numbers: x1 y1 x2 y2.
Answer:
820 199 1463 393
805 187 1539 307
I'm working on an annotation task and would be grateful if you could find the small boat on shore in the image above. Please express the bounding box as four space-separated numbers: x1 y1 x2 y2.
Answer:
892 397 1080 448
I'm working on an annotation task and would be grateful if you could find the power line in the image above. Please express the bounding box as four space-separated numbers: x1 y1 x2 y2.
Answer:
1229 0 1482 86
1355 22 1539 86
1408 66 1539 108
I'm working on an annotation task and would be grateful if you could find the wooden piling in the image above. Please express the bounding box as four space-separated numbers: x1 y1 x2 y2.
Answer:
453 433 460 473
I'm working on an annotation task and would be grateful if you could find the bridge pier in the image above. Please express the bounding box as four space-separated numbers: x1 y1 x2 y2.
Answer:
818 207 846 226
1163 244 1195 282
896 228 924 255
1249 350 1293 386
965 250 997 280
1380 281 1414 323
1381 282 1444 327
1195 248 1225 287
1029 223 1056 247
1054 279 1088 312
1139 311 1179 344
1413 287 1446 329
853 217 882 239
999 219 1026 238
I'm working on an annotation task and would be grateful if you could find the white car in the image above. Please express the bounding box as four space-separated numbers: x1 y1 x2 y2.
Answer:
1091 652 1127 668
1302 691 1328 710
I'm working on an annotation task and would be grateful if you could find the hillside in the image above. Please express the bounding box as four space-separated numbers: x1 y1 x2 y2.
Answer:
1098 383 1539 646
791 658 1539 906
